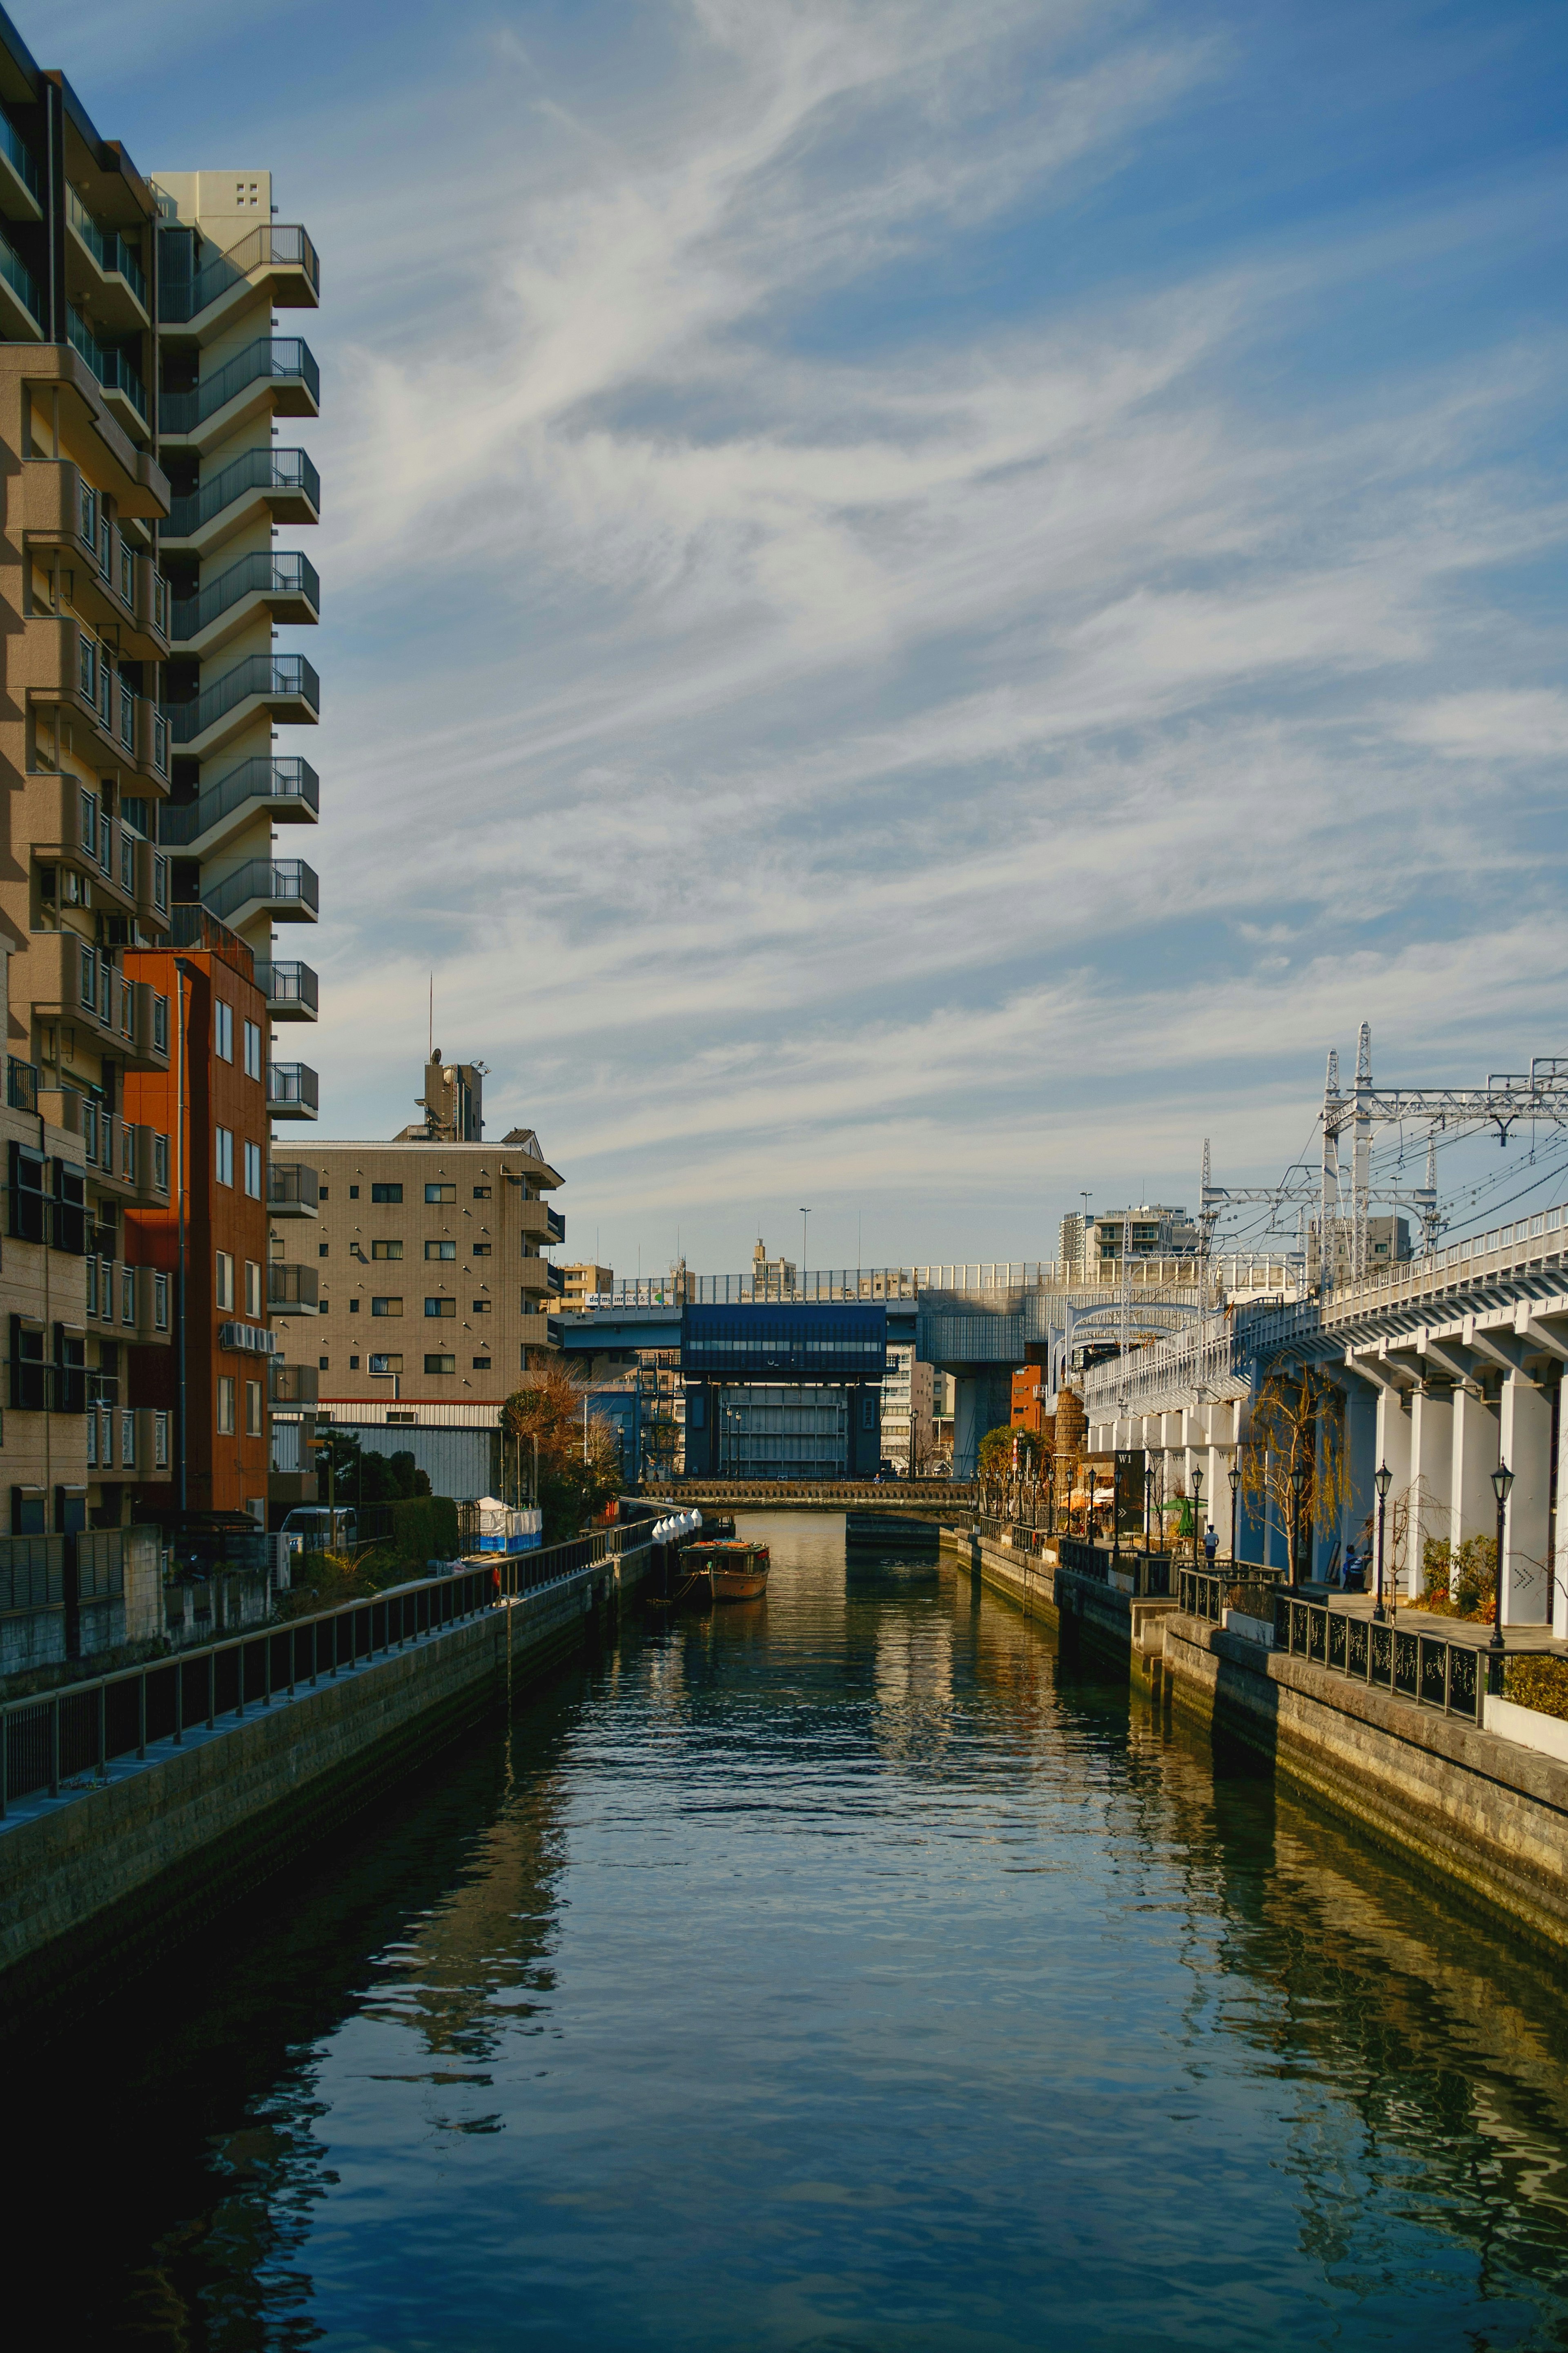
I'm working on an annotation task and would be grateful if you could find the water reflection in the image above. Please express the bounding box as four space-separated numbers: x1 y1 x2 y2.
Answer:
13 1512 1568 2350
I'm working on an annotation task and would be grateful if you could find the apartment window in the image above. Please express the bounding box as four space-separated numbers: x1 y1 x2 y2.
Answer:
321 1186 330 1200
154 1411 169 1469
215 1126 234 1187
245 1380 262 1438
243 1140 262 1198
472 1299 492 1313
245 1261 261 1317
424 1297 455 1318
214 1001 233 1061
346 1185 356 1199
472 1356 492 1369
349 1297 361 1313
473 1186 491 1200
371 1240 403 1260
424 1354 455 1375
216 1250 234 1310
121 1410 134 1468
216 1376 236 1434
319 1357 329 1371
369 1353 403 1375
318 1300 328 1315
318 1242 329 1258
425 1183 455 1204
425 1239 456 1260
472 1242 492 1257
80 943 95 1009
371 1182 402 1203
243 1019 263 1080
154 1273 169 1330
371 1297 403 1317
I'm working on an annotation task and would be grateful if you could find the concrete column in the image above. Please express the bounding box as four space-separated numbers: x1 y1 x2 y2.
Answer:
953 1377 982 1481
1375 1384 1414 1595
1450 1386 1499 1554
1553 1376 1568 1642
1500 1371 1553 1627
1410 1385 1453 1594
1343 1381 1377 1563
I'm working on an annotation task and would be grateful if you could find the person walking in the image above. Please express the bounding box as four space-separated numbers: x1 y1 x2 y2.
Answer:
1203 1523 1219 1566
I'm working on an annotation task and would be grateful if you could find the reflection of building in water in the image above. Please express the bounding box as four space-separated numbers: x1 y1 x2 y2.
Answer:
870 1613 955 1766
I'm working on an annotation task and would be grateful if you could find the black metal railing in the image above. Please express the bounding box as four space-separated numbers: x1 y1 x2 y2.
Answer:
169 653 319 744
254 959 318 1017
1271 1592 1561 1724
267 1160 320 1213
159 336 319 434
158 756 320 845
1179 1563 1287 1625
159 223 320 323
0 1528 649 1815
171 550 320 641
266 1060 320 1115
204 856 318 922
166 447 319 540
1056 1535 1175 1598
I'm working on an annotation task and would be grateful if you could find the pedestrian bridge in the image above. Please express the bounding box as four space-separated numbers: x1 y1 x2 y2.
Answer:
644 1480 977 1515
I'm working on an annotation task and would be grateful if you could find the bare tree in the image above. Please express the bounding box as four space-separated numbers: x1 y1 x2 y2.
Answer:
1238 1370 1349 1577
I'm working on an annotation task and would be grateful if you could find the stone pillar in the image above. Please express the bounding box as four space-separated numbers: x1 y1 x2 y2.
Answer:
1500 1370 1553 1628
1375 1383 1414 1595
1553 1374 1568 1642
1410 1385 1453 1596
1450 1385 1499 1555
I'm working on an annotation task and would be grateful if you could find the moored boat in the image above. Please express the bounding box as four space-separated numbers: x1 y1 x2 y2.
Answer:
682 1539 770 1602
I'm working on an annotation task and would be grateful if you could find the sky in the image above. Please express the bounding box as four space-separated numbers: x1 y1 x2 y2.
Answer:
47 0 1568 1276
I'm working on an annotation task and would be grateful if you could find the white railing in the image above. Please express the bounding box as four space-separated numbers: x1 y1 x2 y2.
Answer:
1325 1202 1568 1323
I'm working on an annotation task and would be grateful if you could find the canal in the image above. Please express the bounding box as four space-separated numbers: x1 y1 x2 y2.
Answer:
19 1512 1568 2349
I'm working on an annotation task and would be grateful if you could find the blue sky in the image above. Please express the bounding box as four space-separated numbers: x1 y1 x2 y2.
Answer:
47 0 1568 1276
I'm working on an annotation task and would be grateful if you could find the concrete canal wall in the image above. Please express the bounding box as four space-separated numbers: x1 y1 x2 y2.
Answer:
942 1524 1568 1952
0 1548 648 2035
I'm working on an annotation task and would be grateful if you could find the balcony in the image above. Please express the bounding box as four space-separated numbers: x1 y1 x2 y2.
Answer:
517 1198 564 1242
7 1057 37 1113
159 756 319 860
0 109 41 222
171 550 319 653
546 1205 566 1245
519 1258 555 1296
163 447 319 556
205 857 319 930
166 651 319 759
267 1062 319 1121
0 219 40 339
159 223 320 335
270 1360 319 1407
65 187 148 329
268 1161 320 1218
65 306 147 436
267 1262 318 1310
254 958 319 1022
158 336 319 448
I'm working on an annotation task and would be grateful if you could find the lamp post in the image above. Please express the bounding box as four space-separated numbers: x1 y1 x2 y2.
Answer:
1289 1457 1309 1586
1191 1466 1205 1580
1490 1460 1514 1675
1373 1460 1392 1623
1227 1461 1242 1563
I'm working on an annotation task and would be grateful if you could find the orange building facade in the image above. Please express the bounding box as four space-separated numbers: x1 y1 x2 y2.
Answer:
121 940 271 1518
1011 1364 1051 1433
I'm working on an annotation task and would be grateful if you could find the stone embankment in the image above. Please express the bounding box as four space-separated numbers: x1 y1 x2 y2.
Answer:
0 1541 648 2037
943 1522 1568 1952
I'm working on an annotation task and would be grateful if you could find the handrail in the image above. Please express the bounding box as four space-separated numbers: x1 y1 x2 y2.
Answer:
158 335 318 434
169 653 319 745
65 185 147 307
158 223 320 323
0 1531 643 1815
0 107 40 200
171 550 319 641
0 218 40 325
65 306 147 419
1272 1590 1560 1724
166 446 319 539
158 756 319 846
205 858 318 922
254 959 319 1015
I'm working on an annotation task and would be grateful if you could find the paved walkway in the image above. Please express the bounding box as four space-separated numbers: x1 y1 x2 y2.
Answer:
1291 1585 1568 1657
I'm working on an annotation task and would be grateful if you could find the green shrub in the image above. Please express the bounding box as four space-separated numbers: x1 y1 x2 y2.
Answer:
1504 1656 1568 1723
1420 1534 1496 1623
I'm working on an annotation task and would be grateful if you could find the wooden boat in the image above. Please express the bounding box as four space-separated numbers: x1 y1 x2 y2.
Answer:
681 1539 770 1602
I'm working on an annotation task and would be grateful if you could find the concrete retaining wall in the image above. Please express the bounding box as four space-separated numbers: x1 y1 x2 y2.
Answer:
1162 1610 1568 1950
942 1525 1175 1671
0 1549 646 2036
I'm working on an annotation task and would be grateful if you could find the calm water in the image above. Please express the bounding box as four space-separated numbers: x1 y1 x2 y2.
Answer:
22 1512 1568 2350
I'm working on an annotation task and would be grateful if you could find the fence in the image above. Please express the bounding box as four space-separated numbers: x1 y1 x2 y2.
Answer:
1178 1563 1286 1625
0 1528 646 1816
1270 1592 1561 1724
1056 1535 1175 1598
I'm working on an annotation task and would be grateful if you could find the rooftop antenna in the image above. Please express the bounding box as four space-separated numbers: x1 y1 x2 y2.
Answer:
428 971 434 1061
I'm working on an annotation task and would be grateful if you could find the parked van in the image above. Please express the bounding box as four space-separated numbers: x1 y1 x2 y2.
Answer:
280 1505 358 1550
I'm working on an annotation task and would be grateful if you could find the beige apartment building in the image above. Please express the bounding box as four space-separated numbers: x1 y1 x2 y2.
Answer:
559 1260 612 1310
269 1053 564 1466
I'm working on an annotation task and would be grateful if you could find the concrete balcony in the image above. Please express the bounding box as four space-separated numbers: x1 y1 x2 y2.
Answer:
204 857 318 931
159 223 319 341
167 652 318 761
518 1258 557 1296
65 187 149 334
65 306 148 441
254 958 319 1022
171 551 319 657
267 1061 319 1121
0 220 41 339
158 335 318 452
267 1262 318 1310
267 1160 319 1219
270 1359 319 1407
517 1198 564 1243
158 756 318 862
0 110 42 223
162 446 319 560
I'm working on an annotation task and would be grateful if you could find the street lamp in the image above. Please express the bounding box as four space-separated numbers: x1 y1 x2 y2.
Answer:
1490 1460 1514 1671
1373 1460 1392 1623
1144 1463 1155 1552
1227 1461 1242 1564
1191 1466 1205 1578
1289 1457 1309 1586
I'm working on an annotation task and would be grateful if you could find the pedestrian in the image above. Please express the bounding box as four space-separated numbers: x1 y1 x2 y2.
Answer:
1203 1523 1219 1566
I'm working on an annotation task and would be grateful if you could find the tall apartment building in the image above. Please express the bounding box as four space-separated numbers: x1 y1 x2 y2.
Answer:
881 1343 934 1474
0 15 322 1602
269 1049 564 1501
559 1260 612 1311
